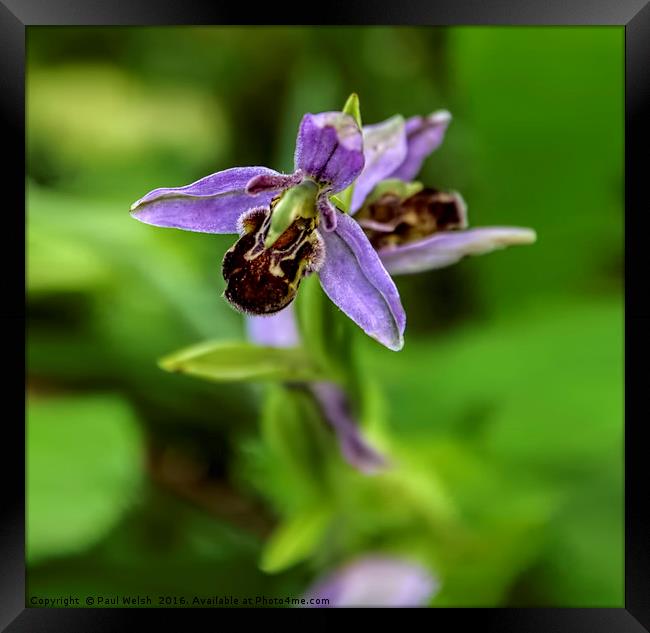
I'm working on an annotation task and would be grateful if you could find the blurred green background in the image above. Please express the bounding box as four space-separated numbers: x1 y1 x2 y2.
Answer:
26 26 623 606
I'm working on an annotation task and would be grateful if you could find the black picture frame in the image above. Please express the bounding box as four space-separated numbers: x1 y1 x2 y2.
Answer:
5 0 649 629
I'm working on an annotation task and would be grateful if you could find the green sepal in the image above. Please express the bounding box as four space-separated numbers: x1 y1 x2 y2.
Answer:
342 92 362 128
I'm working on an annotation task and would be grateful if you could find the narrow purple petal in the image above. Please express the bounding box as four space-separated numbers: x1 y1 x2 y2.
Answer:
379 227 538 275
246 170 303 195
389 111 452 182
130 166 280 234
310 382 388 475
317 194 338 232
304 556 439 607
294 112 364 193
318 213 406 351
350 115 408 214
245 305 301 348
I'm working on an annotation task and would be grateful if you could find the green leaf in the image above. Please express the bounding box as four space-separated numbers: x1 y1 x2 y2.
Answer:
159 340 326 383
260 505 333 573
27 485 304 604
27 395 143 564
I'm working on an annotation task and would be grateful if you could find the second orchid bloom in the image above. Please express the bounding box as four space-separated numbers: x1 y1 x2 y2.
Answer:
131 101 536 351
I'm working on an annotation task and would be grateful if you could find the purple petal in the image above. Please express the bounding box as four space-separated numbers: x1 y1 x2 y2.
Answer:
294 112 365 193
317 194 338 232
318 213 406 351
304 556 439 607
379 227 538 275
350 115 408 214
245 305 301 348
130 166 281 234
310 382 388 475
389 111 452 182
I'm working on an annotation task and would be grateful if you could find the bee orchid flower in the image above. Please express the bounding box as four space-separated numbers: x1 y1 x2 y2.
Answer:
131 111 406 351
132 105 535 353
350 110 537 275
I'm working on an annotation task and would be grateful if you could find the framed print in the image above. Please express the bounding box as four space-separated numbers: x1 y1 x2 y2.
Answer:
3 0 649 629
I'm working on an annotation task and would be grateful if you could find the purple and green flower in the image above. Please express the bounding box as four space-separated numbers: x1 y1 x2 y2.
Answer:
134 94 535 476
132 95 537 600
132 96 534 352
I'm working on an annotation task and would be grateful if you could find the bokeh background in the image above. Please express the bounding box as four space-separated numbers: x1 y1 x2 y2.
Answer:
26 26 623 606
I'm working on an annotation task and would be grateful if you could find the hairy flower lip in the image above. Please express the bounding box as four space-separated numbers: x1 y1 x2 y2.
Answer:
356 188 469 251
222 209 324 316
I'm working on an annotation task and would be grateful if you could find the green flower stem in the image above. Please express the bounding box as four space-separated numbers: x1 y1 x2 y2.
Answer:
295 275 355 386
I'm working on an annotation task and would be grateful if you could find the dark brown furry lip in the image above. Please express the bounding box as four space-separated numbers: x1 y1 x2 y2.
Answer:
221 207 324 315
356 187 466 250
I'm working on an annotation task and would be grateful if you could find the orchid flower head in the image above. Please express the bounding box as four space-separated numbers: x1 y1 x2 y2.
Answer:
349 110 537 275
131 109 406 351
131 101 536 352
